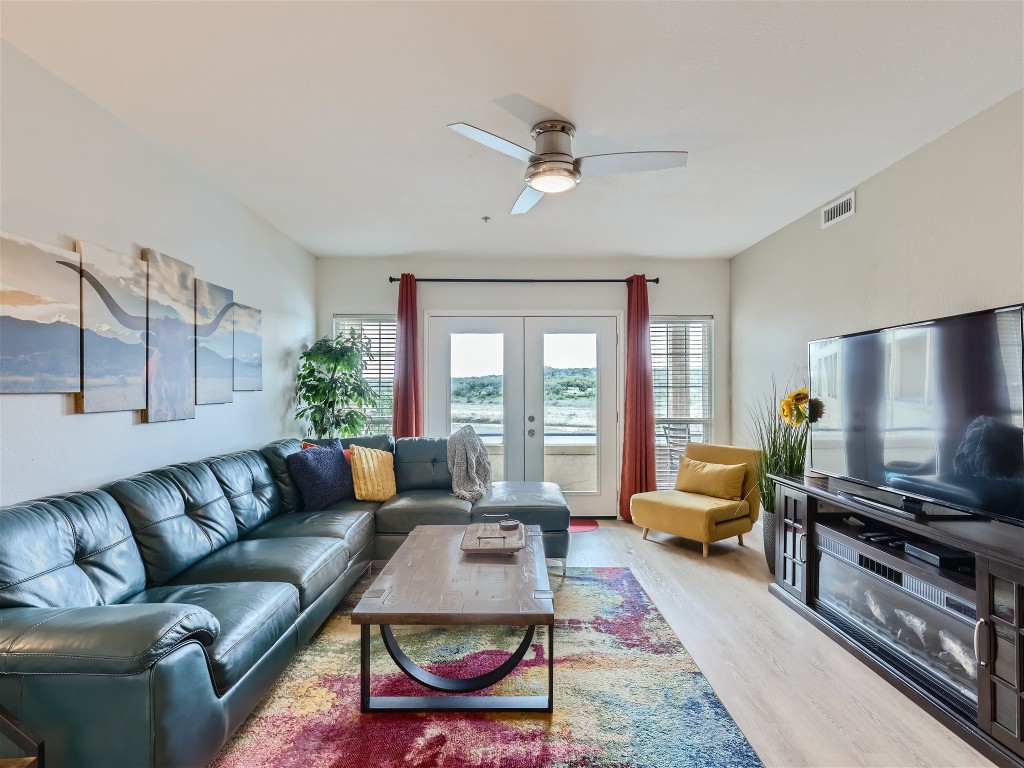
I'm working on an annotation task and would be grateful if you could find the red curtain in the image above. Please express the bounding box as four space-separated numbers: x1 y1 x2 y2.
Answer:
619 274 656 521
392 273 422 437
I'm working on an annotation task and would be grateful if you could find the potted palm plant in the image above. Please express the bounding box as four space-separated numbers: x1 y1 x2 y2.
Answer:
749 383 825 573
294 328 377 438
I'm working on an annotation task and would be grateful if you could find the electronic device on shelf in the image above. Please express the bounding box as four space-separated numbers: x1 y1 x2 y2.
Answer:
866 533 905 544
809 304 1024 528
903 542 975 568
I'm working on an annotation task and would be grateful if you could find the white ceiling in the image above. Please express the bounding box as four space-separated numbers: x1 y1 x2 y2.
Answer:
1 1 1021 260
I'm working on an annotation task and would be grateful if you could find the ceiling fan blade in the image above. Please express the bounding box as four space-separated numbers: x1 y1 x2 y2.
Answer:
577 151 688 176
448 123 533 163
494 93 570 128
511 186 544 215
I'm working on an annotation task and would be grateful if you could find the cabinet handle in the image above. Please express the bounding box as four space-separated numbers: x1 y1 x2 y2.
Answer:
798 533 808 563
974 618 987 669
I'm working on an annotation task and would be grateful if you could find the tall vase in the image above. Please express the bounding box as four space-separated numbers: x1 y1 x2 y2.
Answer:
762 507 776 574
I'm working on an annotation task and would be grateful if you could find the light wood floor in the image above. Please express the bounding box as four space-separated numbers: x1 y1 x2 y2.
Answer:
566 520 992 768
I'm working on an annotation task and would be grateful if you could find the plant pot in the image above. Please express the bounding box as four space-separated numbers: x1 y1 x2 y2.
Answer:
762 508 776 574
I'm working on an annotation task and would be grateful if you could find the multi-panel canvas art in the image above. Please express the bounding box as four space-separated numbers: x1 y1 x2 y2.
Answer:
76 241 148 413
0 232 81 393
196 280 234 405
143 249 196 422
233 305 263 391
3 233 263 417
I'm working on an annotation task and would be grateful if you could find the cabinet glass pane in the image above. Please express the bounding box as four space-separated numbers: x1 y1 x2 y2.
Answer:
817 552 978 701
994 682 1018 734
993 621 1017 685
992 576 1015 624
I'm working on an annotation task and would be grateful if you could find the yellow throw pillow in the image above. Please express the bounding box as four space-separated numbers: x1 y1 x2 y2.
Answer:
349 445 397 502
675 455 746 500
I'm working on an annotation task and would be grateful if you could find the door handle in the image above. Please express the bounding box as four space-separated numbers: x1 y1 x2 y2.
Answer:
974 618 988 669
798 533 808 563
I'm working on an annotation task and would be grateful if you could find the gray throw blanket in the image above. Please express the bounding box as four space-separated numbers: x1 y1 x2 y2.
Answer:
447 425 492 501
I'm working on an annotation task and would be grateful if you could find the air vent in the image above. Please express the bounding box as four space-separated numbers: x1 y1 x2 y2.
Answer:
818 534 858 565
858 553 903 585
821 191 856 228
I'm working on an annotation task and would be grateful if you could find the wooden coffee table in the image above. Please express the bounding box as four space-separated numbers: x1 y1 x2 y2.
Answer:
352 524 555 713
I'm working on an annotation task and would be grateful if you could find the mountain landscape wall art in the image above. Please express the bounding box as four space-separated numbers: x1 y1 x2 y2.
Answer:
143 249 196 422
2 231 264 417
75 241 147 413
0 232 81 393
196 279 234 405
233 304 262 391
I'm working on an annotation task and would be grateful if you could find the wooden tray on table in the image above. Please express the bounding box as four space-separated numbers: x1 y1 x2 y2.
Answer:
460 522 525 554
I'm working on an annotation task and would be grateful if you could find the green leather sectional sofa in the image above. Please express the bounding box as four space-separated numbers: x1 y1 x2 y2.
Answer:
0 435 570 768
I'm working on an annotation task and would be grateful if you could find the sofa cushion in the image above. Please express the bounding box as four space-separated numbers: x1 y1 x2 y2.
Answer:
375 490 472 534
105 463 239 587
631 490 751 525
168 536 347 610
394 437 453 491
207 450 282 536
261 436 395 514
246 505 375 556
629 490 754 545
286 443 354 511
675 455 746 500
470 481 571 532
0 490 146 609
124 582 298 694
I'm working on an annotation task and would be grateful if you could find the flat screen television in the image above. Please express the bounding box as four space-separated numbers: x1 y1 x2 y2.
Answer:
809 305 1024 526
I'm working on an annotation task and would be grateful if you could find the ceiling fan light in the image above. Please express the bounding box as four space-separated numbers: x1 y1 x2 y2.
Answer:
527 167 580 194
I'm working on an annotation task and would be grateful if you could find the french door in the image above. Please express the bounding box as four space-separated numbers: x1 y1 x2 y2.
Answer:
426 314 619 517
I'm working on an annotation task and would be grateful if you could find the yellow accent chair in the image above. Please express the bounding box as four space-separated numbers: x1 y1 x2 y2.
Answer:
630 443 761 557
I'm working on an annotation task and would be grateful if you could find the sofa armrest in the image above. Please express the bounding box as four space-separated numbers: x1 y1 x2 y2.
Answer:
0 604 219 675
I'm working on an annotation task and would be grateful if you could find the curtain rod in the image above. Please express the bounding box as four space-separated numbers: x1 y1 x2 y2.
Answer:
388 276 659 284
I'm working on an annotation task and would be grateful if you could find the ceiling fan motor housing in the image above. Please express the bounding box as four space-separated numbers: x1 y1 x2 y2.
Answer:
526 120 581 189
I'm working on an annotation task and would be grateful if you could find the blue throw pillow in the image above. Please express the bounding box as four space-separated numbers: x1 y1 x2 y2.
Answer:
286 443 354 511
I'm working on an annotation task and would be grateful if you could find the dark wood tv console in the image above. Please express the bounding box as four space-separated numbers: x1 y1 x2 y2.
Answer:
770 473 1024 768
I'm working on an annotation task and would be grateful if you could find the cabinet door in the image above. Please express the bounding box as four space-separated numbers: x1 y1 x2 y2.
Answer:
775 485 812 603
977 557 1024 759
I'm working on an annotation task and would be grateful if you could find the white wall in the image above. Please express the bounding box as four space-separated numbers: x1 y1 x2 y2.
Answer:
316 254 732 441
0 43 316 504
730 90 1024 446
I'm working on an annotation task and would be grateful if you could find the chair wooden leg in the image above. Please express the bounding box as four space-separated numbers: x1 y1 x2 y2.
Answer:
737 534 744 546
641 527 649 541
702 543 709 558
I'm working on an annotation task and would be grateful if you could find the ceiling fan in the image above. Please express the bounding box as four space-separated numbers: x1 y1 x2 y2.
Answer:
448 118 688 215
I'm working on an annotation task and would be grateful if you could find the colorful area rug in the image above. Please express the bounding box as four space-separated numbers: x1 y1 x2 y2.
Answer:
212 567 761 768
568 518 600 533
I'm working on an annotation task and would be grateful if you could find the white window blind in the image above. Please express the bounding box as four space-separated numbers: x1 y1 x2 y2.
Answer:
332 315 396 435
651 316 713 489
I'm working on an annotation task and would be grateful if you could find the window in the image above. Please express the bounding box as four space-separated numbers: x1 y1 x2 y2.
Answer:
651 316 713 489
332 315 396 435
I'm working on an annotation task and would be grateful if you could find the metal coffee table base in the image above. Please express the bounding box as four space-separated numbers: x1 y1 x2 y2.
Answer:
359 623 554 713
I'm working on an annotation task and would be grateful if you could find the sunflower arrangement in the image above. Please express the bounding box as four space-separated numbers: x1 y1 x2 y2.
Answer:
779 387 825 427
749 383 825 520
